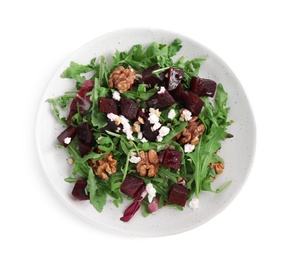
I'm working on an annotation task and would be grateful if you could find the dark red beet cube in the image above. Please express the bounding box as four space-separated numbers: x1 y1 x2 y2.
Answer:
169 83 183 101
191 76 217 97
120 98 139 120
57 126 76 147
146 89 175 111
77 122 93 143
182 91 204 116
102 120 123 134
78 139 92 157
162 148 182 170
120 175 145 198
166 67 184 91
168 184 189 206
142 64 165 87
67 80 94 125
72 180 89 200
99 97 118 115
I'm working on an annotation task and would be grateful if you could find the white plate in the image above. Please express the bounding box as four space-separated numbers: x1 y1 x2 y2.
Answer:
36 28 256 236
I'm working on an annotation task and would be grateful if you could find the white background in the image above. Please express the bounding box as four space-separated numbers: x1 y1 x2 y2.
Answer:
1 0 289 259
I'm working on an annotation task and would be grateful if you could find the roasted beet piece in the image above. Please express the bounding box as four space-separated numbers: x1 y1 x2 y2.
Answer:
120 174 145 198
191 76 217 97
161 148 183 170
72 180 89 200
146 89 175 111
168 183 189 206
165 67 184 91
136 108 159 141
67 80 94 125
76 122 93 143
182 91 204 116
99 97 119 115
142 64 165 87
120 186 146 222
120 98 139 120
57 126 76 147
78 139 92 157
169 83 183 101
102 120 123 134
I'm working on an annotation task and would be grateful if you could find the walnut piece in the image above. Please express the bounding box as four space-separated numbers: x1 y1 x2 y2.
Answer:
210 162 224 174
89 152 117 180
136 150 160 178
177 116 205 145
108 66 136 93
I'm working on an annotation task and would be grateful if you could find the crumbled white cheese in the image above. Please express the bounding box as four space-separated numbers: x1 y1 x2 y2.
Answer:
168 109 176 120
137 132 143 139
184 143 195 153
189 197 199 209
159 126 170 137
151 121 162 131
107 113 120 122
148 112 159 124
129 155 141 164
156 126 170 142
120 115 134 140
112 90 121 101
182 109 192 121
146 183 156 203
158 86 166 94
140 137 148 143
64 137 71 145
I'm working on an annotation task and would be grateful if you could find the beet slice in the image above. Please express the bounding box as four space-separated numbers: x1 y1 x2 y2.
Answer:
120 174 145 198
76 122 93 143
57 126 77 147
120 186 146 222
78 139 92 157
72 180 89 200
146 89 175 111
182 91 204 116
191 76 217 97
99 97 119 115
67 80 94 125
165 67 184 91
169 83 183 101
161 148 182 170
168 183 189 207
120 98 139 120
142 64 165 87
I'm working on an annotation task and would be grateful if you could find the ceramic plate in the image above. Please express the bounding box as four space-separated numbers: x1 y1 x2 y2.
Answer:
36 28 256 236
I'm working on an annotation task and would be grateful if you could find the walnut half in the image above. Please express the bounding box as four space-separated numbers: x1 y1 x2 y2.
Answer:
210 162 224 174
177 116 205 145
89 152 117 180
108 66 136 93
136 150 160 178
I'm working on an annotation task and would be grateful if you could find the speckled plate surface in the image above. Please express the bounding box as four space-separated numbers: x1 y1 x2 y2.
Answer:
36 28 256 236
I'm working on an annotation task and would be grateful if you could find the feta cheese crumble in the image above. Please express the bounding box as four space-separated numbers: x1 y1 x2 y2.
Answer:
146 183 156 203
184 143 195 153
158 86 166 94
168 109 176 120
64 137 71 145
140 137 148 143
107 113 120 122
182 109 192 121
156 126 170 142
120 115 134 140
189 197 199 209
112 90 121 101
129 155 141 164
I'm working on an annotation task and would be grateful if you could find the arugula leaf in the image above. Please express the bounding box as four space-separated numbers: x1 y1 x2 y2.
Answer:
87 168 107 212
61 61 94 85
